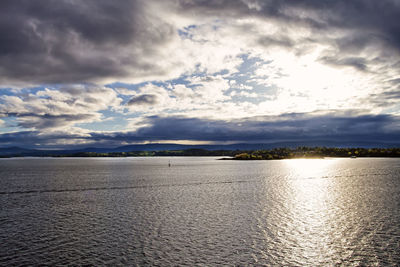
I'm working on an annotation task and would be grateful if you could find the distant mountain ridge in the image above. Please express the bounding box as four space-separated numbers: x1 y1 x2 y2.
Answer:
1 141 400 157
0 146 39 156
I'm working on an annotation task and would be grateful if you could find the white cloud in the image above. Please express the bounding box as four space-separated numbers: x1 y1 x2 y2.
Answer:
189 75 231 102
0 85 122 131
115 87 136 96
172 84 195 98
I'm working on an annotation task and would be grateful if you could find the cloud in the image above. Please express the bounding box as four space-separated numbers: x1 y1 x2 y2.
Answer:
125 83 171 113
115 87 136 96
179 0 400 49
128 94 159 106
257 35 294 48
172 0 400 75
92 111 400 144
188 75 231 102
0 130 93 148
0 0 180 86
0 84 121 130
128 112 400 142
1 111 398 148
319 56 368 71
172 84 195 98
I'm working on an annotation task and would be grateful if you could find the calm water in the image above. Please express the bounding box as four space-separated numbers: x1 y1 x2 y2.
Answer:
0 157 399 266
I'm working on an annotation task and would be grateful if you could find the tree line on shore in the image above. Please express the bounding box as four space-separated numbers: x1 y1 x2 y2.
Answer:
52 147 400 159
230 147 400 160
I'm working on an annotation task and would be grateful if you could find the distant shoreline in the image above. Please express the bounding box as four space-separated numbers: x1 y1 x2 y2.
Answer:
1 147 399 159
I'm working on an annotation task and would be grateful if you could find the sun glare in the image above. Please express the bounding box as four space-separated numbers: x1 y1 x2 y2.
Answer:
283 158 339 262
284 158 336 179
263 49 371 112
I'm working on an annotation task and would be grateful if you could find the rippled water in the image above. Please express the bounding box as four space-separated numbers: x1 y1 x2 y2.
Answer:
0 157 399 266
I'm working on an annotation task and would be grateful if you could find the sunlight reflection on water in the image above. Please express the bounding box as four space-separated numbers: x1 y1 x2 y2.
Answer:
284 159 339 264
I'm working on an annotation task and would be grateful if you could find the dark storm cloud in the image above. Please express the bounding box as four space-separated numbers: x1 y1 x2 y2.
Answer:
1 112 398 148
127 94 158 106
0 0 175 85
89 112 400 144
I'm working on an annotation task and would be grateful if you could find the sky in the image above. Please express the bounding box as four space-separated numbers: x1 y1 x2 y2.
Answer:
0 0 399 149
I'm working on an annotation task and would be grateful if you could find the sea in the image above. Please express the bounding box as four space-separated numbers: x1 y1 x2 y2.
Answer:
0 157 399 266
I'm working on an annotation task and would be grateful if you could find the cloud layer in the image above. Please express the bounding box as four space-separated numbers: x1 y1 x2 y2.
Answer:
1 0 399 85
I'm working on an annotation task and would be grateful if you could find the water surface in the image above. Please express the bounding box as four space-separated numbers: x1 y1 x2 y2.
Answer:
1 157 399 265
